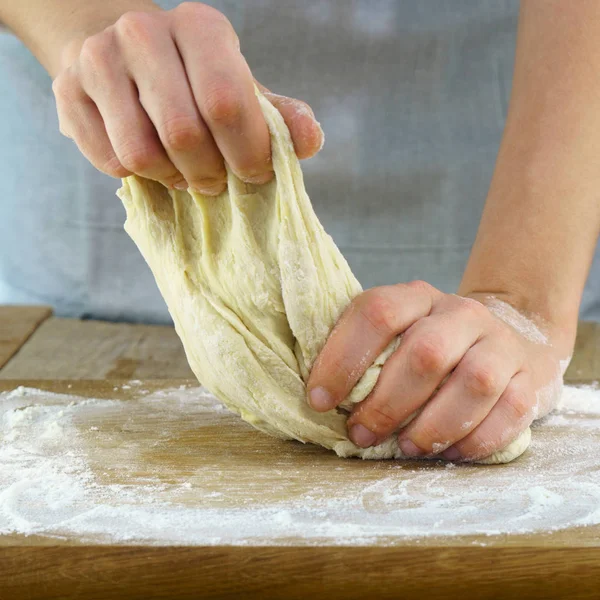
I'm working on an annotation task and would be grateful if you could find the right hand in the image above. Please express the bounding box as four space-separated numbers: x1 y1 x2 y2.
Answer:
52 2 323 195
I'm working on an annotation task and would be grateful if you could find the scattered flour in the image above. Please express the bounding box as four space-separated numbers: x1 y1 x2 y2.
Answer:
484 296 549 345
0 383 599 546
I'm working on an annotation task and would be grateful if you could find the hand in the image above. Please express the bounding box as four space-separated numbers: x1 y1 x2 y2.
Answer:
52 2 323 194
307 281 571 462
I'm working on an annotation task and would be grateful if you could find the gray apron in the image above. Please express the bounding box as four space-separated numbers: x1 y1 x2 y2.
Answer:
1 1 599 323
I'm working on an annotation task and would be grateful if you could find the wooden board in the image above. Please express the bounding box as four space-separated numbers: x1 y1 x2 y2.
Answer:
1 379 600 599
2 546 599 600
0 317 194 380
1 311 600 598
0 306 52 370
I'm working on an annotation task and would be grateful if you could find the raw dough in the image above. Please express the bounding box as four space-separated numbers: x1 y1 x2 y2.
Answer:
117 91 531 464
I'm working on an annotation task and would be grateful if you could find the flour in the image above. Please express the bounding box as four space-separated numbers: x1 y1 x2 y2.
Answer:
484 296 549 345
1 383 599 546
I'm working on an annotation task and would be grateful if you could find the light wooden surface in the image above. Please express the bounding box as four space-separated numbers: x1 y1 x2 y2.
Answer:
1 306 600 599
1 378 600 600
0 315 194 380
0 306 52 370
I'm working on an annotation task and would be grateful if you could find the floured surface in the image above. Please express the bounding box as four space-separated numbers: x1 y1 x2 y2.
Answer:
1 381 599 547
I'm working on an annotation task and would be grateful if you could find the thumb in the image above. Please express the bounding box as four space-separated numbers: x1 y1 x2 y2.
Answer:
255 81 324 159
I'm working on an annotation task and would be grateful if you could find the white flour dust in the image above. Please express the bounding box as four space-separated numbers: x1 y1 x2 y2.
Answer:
484 296 549 345
1 383 599 546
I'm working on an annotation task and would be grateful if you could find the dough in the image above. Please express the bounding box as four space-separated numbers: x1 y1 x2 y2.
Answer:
117 91 531 464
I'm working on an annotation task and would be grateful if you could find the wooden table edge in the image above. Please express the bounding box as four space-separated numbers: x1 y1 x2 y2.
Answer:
1 545 599 599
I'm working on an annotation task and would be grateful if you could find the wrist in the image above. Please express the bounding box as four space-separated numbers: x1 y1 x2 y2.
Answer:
458 289 577 360
43 0 161 76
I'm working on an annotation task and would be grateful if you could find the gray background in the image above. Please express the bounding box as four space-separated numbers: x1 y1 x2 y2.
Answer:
1 1 599 322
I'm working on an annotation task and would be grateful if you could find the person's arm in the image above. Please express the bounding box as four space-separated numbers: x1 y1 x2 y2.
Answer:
0 1 323 193
459 0 600 353
308 1 600 461
0 0 160 76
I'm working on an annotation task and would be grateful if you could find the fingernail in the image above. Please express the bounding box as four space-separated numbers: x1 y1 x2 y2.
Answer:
316 121 325 151
173 180 189 191
399 439 424 457
242 172 274 185
349 424 377 448
442 447 462 461
308 386 334 411
190 179 226 196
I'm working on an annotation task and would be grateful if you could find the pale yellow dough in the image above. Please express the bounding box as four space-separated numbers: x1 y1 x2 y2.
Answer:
117 91 531 464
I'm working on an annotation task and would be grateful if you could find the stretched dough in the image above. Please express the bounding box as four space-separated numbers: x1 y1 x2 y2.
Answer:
117 91 531 464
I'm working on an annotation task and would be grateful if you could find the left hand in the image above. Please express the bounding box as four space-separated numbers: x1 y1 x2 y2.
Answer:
306 280 570 462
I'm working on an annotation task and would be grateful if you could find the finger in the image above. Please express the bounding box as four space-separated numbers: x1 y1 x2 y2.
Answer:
53 68 130 178
264 92 324 159
256 85 324 159
445 371 534 462
307 281 442 413
346 305 488 448
173 5 273 183
78 32 185 188
532 360 564 419
115 12 226 195
397 333 524 457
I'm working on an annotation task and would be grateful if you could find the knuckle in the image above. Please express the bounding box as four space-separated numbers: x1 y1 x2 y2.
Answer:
363 404 399 435
503 388 531 421
175 3 237 38
118 145 161 173
98 154 129 178
458 296 488 317
176 2 226 22
162 117 205 152
174 1 198 15
459 432 494 460
116 11 157 44
52 73 81 108
79 34 111 69
368 404 399 432
463 363 501 398
52 73 70 99
416 421 446 447
409 335 447 377
404 279 434 295
359 288 399 336
203 81 244 126
58 124 72 139
330 355 354 383
174 0 198 14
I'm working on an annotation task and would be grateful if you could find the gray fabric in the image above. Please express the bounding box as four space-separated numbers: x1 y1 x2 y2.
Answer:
1 0 599 323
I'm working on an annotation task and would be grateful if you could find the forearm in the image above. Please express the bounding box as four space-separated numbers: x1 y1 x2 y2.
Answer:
0 0 160 76
459 0 600 348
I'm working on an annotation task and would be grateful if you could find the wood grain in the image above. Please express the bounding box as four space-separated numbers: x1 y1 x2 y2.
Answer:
0 317 194 380
0 306 52 370
1 546 599 600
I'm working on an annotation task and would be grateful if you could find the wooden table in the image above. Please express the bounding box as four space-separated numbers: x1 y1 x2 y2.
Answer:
1 305 600 600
